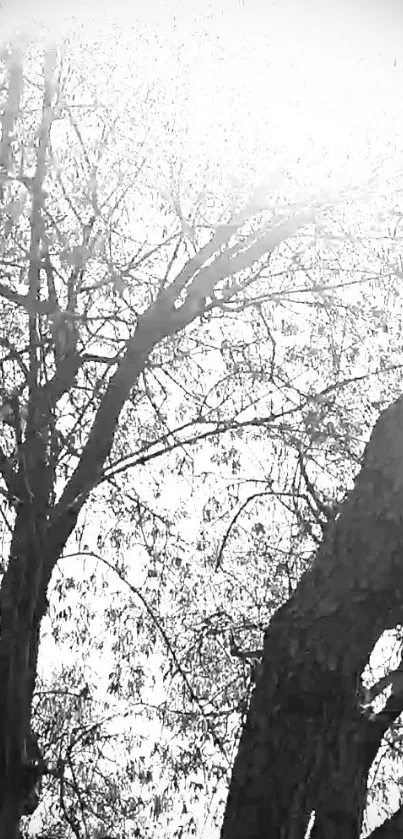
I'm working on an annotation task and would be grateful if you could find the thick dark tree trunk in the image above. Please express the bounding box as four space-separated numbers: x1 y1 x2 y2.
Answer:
0 508 50 836
220 394 403 839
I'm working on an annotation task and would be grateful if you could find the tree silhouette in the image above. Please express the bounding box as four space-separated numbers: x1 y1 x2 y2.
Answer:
0 36 318 836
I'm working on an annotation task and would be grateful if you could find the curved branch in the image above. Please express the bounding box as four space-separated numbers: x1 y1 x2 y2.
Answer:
215 491 273 571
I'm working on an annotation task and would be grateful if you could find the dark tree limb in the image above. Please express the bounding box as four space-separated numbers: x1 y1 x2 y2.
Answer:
220 394 403 839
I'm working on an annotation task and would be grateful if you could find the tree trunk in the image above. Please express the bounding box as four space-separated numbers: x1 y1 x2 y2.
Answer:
220 394 403 839
0 504 49 836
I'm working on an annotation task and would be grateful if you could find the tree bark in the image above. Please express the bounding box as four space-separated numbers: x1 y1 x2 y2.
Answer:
220 394 403 839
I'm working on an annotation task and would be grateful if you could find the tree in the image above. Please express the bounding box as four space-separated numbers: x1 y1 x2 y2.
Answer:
2 17 403 839
220 394 403 838
0 33 331 837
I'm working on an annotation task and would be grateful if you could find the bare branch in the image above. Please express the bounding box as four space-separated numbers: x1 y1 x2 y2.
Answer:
229 633 263 662
0 45 24 198
215 491 273 571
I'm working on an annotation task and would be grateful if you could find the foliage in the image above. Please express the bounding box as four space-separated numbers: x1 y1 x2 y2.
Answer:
1 12 403 839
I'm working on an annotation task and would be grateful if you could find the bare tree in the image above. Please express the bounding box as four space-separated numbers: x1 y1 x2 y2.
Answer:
0 38 318 837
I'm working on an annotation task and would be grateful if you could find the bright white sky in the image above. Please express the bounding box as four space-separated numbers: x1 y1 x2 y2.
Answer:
2 0 403 206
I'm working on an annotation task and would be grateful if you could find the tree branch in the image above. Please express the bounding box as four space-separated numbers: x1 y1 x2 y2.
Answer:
179 212 313 319
44 211 314 582
0 46 24 198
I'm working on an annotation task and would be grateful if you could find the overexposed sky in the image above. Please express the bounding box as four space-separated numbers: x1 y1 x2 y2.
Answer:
2 0 403 206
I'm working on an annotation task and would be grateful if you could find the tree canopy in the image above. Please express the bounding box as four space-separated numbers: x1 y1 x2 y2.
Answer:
1 6 403 838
